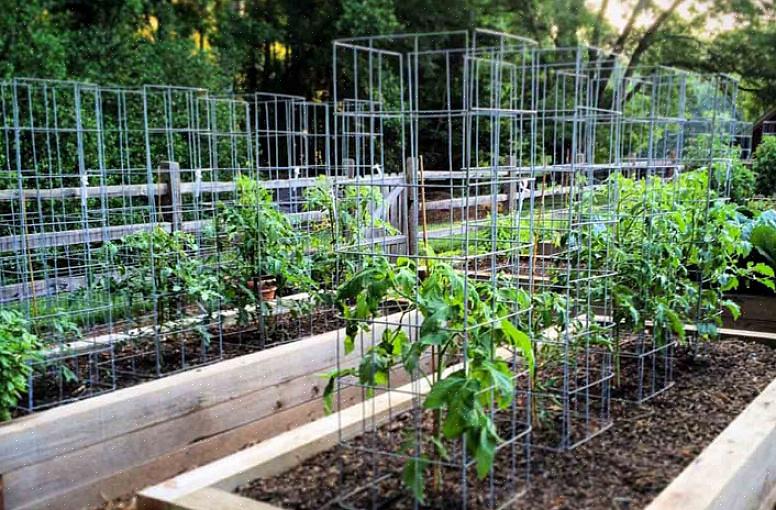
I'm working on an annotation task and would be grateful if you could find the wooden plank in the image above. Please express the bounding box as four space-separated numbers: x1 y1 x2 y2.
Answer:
17 384 367 510
158 162 182 232
137 372 424 507
0 174 407 203
647 377 776 510
717 327 776 344
0 218 211 252
405 157 418 256
174 488 276 510
0 183 164 202
0 208 355 254
0 311 408 474
0 276 90 304
425 194 507 211
138 343 513 508
7 367 373 510
4 371 328 506
179 181 235 196
11 334 429 510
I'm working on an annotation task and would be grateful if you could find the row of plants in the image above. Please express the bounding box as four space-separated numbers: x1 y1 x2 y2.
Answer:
0 174 392 420
324 164 775 503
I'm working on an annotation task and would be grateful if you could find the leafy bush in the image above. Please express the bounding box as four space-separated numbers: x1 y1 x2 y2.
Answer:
222 176 309 285
754 136 776 196
216 176 312 323
682 134 756 204
741 209 776 267
727 159 757 204
0 310 42 421
581 169 773 344
326 255 533 501
101 227 222 325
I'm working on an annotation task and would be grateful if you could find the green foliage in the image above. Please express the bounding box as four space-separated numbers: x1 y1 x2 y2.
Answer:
1 0 770 116
326 254 533 498
599 169 774 344
304 176 398 248
337 0 400 36
215 176 315 323
741 210 776 267
221 175 309 287
0 310 42 421
728 159 758 204
683 135 756 204
754 137 776 196
303 176 396 294
100 226 222 326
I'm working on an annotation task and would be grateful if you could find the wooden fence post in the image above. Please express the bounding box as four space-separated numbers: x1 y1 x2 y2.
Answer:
158 161 182 232
344 158 356 178
405 157 418 256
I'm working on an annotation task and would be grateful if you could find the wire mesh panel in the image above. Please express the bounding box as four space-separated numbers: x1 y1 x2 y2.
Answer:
524 46 622 450
329 30 535 509
679 73 740 347
604 68 686 403
0 78 123 412
98 84 214 381
215 94 342 359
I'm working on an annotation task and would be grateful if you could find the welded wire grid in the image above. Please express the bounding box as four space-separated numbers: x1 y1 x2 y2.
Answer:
0 79 340 413
523 46 622 451
331 30 536 509
679 73 739 347
611 66 689 404
0 78 123 411
236 94 342 350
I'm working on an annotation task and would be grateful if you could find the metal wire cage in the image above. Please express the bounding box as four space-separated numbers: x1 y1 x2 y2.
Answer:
520 45 623 451
0 79 341 414
330 30 537 509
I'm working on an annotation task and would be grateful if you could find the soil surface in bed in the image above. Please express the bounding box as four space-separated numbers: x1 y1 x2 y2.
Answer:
15 306 345 418
236 339 776 510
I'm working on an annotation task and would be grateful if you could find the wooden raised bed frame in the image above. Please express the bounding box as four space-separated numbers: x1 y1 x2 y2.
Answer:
0 311 413 510
137 328 776 510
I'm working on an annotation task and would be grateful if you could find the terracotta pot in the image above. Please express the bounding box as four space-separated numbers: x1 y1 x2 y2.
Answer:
247 276 277 301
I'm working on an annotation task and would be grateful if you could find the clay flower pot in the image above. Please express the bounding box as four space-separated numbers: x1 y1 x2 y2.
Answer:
247 276 278 301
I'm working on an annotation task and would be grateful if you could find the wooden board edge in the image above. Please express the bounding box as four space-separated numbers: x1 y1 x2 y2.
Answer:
646 377 776 510
0 310 411 474
13 386 365 510
174 488 280 510
137 375 428 508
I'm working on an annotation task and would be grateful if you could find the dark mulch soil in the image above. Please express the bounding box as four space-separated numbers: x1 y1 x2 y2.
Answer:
16 306 345 417
236 339 776 509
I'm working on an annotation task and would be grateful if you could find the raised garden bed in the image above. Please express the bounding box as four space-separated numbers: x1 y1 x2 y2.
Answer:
722 292 776 333
0 311 409 510
136 337 776 510
17 295 343 416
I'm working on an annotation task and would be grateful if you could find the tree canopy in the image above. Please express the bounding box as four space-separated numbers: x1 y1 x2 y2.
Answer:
1 0 773 117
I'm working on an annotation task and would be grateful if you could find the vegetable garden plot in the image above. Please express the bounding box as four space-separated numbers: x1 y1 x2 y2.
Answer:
233 339 776 510
294 28 761 508
0 23 770 510
327 30 538 508
0 79 364 418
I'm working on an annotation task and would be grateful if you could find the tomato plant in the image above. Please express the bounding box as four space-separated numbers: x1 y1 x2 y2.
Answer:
0 310 42 421
217 176 311 321
100 226 222 342
324 254 533 502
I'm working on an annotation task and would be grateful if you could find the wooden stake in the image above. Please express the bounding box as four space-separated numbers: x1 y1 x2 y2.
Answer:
419 156 430 252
